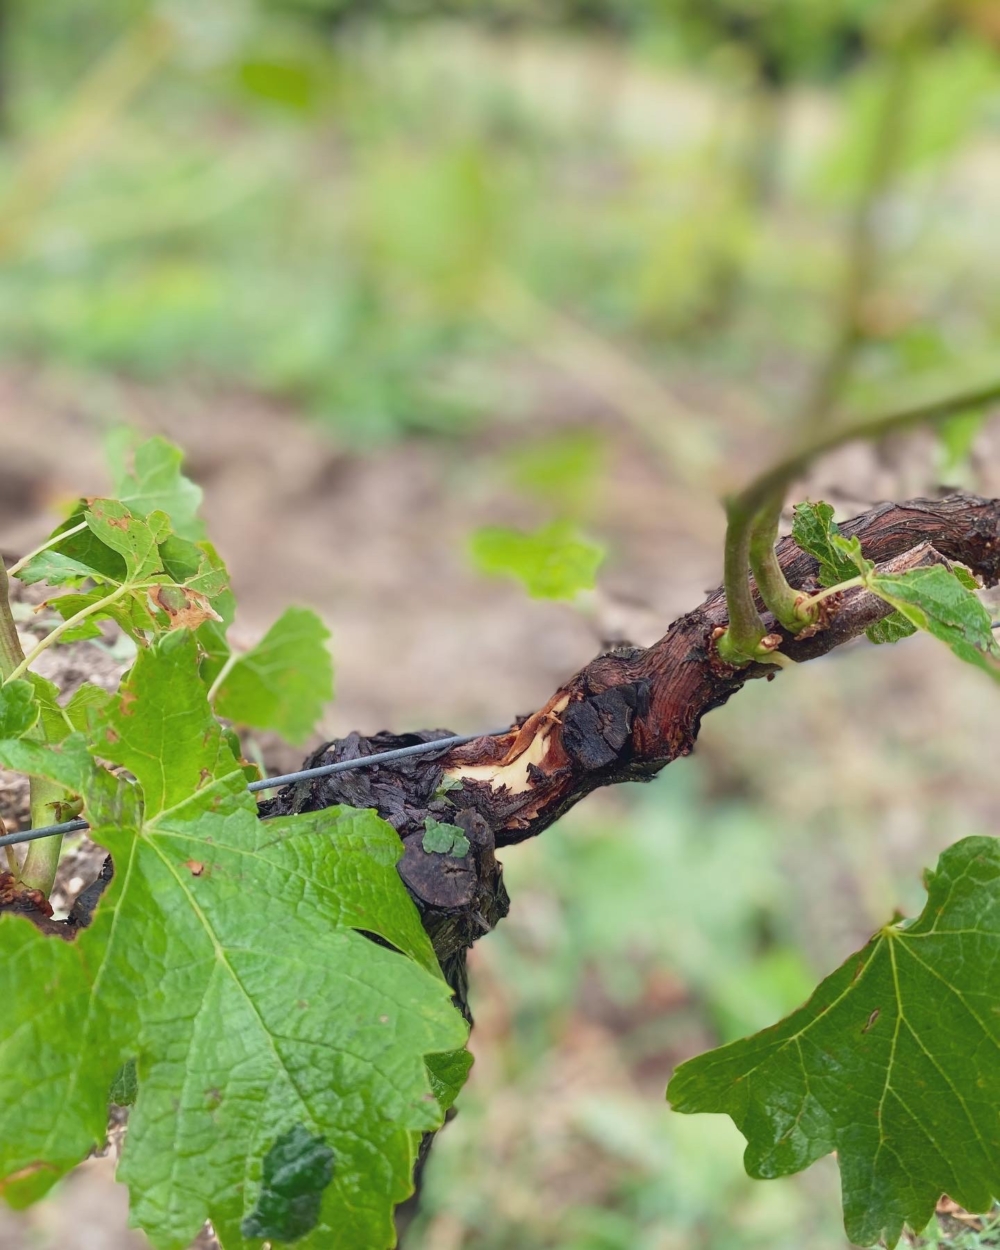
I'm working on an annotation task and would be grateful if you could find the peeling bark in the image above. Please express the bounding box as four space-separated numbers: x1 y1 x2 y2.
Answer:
10 494 1000 962
266 492 1000 1239
265 491 1000 890
255 494 1000 1018
4 492 999 1244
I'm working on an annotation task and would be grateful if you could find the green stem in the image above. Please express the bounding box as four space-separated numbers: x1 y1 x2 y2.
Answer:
716 496 768 665
206 649 239 704
717 376 1000 667
0 562 24 681
6 519 88 578
4 583 131 684
738 377 1000 524
19 780 66 894
748 491 807 632
0 560 65 895
796 576 866 613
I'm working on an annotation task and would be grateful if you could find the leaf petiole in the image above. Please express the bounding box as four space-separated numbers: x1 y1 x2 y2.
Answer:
795 575 865 614
205 649 239 704
6 520 90 579
748 491 813 632
0 563 25 682
0 559 68 895
4 583 132 684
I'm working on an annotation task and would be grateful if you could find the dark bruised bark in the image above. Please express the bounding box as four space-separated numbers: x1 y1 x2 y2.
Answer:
265 490 1000 863
0 856 112 937
0 870 58 933
432 493 1000 849
256 492 1000 1016
9 494 1000 962
262 491 1000 1241
3 492 998 1243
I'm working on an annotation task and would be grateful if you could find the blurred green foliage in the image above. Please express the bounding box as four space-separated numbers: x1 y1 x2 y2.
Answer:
916 1213 1000 1248
502 429 607 515
1 0 998 446
470 520 604 598
496 767 820 1043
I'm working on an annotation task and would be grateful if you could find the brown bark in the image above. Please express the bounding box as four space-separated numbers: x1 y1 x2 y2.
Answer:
4 492 998 1246
259 492 1000 1012
266 491 1000 1242
11 493 1000 964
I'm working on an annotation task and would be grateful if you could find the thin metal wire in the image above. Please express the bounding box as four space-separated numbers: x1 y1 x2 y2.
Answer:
0 728 500 851
0 817 90 848
5 621 1000 854
244 731 494 792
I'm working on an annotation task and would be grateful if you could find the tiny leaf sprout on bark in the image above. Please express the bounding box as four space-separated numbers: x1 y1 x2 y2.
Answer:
714 378 1000 669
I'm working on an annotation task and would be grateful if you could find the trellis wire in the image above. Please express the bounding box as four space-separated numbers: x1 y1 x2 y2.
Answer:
4 620 1000 854
0 729 499 851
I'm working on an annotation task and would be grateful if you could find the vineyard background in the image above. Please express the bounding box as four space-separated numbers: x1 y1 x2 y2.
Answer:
2 3 1000 1247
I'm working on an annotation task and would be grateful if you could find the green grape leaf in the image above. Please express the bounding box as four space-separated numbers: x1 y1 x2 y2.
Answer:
14 504 126 588
831 531 874 577
55 618 105 642
0 633 467 1250
422 817 470 858
791 501 871 586
0 679 39 738
109 1059 139 1108
16 501 157 619
157 535 230 600
13 549 102 588
84 501 171 582
25 673 73 742
668 836 1000 1248
240 1124 336 1242
0 735 98 817
867 565 1000 680
470 521 604 600
63 683 113 733
16 432 206 590
865 611 918 646
212 607 333 746
425 1049 475 1116
108 432 206 541
48 588 159 643
952 564 980 591
158 535 234 682
28 502 228 647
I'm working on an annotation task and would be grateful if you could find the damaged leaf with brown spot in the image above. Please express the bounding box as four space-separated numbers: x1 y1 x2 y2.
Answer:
148 582 222 631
